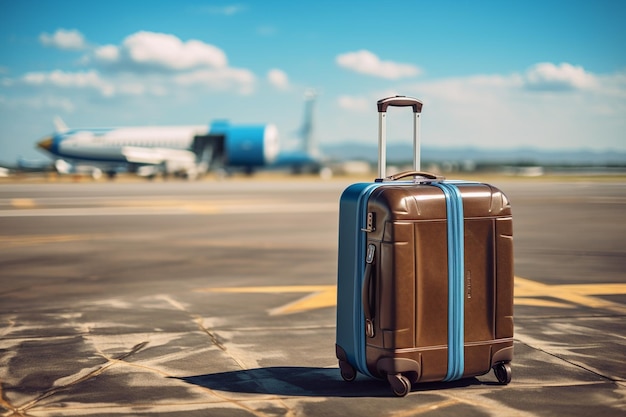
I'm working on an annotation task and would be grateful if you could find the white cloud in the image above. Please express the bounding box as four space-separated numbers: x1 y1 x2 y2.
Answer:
119 31 228 71
406 63 603 106
39 29 87 50
267 69 289 89
0 95 75 112
337 95 370 112
321 63 625 152
395 63 626 150
594 71 626 100
174 68 256 95
11 31 260 100
85 31 256 96
94 45 120 62
336 50 421 80
21 70 115 97
523 62 597 91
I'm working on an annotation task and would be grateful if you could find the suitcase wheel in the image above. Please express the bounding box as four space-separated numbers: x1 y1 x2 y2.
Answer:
493 362 512 385
388 374 411 397
339 360 356 382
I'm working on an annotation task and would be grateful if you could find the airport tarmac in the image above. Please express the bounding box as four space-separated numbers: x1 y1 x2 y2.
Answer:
0 177 625 416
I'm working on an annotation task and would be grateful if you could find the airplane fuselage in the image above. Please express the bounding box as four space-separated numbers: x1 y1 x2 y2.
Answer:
41 125 208 163
37 121 280 177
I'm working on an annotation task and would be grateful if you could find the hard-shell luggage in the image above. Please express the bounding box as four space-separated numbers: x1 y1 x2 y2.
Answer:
335 96 514 397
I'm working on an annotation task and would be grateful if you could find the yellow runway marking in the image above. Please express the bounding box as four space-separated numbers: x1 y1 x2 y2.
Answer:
0 199 336 216
515 277 626 314
267 287 337 316
10 198 37 208
202 285 334 294
0 234 102 248
196 285 337 316
512 298 573 309
199 277 626 316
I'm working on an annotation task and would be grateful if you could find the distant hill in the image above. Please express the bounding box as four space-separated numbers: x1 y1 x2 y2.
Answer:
320 142 626 165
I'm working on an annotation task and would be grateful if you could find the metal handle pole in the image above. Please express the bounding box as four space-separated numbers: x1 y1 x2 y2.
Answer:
414 113 421 172
378 112 386 179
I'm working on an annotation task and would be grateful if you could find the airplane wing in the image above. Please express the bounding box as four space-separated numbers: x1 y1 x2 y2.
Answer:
121 146 196 165
122 146 202 178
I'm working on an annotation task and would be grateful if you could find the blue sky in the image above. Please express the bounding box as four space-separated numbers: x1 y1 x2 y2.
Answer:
1 0 625 162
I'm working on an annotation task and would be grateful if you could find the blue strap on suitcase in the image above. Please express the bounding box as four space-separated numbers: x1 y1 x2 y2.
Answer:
432 182 465 381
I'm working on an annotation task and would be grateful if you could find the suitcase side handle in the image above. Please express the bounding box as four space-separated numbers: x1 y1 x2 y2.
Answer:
362 244 376 338
377 96 423 113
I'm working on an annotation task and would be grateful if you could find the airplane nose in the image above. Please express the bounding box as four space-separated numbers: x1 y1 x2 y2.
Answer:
37 137 53 151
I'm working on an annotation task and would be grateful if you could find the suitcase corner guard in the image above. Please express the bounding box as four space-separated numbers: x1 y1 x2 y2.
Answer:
376 357 421 381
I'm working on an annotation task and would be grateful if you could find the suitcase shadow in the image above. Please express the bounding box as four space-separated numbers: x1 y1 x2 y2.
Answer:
174 366 489 398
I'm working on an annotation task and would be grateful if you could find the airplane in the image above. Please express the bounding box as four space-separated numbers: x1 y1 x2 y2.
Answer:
36 115 280 179
36 91 327 180
0 157 55 178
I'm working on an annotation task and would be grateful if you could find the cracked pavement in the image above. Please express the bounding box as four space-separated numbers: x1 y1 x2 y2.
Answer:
0 179 625 416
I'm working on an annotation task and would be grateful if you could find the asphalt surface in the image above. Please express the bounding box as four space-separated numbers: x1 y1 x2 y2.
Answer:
0 176 624 416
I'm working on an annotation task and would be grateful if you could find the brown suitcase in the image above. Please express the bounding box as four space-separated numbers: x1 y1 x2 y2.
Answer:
336 96 514 396
361 181 514 390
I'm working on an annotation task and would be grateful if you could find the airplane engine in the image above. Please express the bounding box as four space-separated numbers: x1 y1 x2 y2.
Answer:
211 122 280 168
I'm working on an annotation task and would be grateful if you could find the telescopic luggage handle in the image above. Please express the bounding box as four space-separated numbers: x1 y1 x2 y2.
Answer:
376 95 423 180
377 96 423 113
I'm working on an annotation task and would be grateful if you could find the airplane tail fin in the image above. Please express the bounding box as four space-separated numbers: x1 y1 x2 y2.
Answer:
300 89 318 156
53 116 69 133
